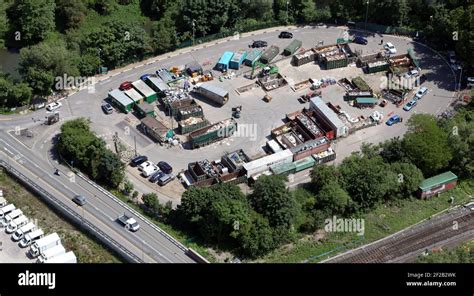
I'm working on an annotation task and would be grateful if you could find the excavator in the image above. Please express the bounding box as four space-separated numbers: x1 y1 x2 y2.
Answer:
249 60 278 79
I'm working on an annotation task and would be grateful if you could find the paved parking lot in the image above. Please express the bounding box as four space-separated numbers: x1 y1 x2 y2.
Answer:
0 227 35 263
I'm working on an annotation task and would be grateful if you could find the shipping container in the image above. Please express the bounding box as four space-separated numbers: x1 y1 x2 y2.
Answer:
418 171 458 199
132 80 157 103
267 139 283 153
243 149 293 177
324 56 348 70
177 104 204 121
216 51 234 72
135 102 155 118
108 89 134 113
260 45 280 64
229 51 248 70
244 49 263 66
312 148 337 164
294 156 315 172
189 118 237 149
310 97 349 138
145 77 169 97
283 39 302 56
193 83 229 106
270 162 296 175
367 60 389 74
355 97 378 107
292 49 316 66
178 117 210 134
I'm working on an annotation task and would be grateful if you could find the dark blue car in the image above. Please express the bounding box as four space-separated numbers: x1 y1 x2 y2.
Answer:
353 36 368 45
386 115 402 126
140 74 151 81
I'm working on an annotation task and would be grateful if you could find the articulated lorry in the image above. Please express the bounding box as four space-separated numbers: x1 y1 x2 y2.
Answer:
12 222 36 241
44 251 77 263
37 244 66 263
29 233 61 257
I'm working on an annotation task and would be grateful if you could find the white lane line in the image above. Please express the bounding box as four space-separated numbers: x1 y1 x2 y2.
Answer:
131 232 172 263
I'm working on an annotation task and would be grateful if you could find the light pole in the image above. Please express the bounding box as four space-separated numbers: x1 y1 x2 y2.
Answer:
286 1 289 25
192 19 196 46
364 1 369 32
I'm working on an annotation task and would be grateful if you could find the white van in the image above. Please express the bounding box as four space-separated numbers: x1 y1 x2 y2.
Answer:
0 195 7 208
6 215 28 234
142 165 159 177
19 229 44 248
0 204 16 219
44 251 77 263
12 222 36 241
1 209 23 227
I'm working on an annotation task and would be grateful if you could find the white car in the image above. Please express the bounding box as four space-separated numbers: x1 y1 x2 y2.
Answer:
142 165 159 177
46 102 62 111
138 161 154 171
404 69 419 79
415 87 428 99
384 42 397 54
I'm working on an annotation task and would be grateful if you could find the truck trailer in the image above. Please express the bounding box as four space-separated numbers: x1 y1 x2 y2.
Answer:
29 232 61 257
37 244 66 263
44 251 77 263
193 83 229 106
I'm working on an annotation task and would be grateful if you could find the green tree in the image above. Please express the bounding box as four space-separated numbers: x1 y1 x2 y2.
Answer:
389 162 424 199
403 114 452 175
56 0 88 30
249 175 299 229
316 181 351 215
239 213 275 258
123 180 134 196
446 110 474 178
379 137 409 164
151 16 178 54
6 0 56 46
310 164 340 193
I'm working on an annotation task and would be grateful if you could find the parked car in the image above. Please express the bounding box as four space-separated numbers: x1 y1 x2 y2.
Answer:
403 98 418 111
149 171 165 183
278 31 293 39
250 40 267 48
353 36 368 45
386 115 402 126
158 161 173 174
416 87 428 99
130 155 148 167
140 74 151 81
464 202 474 211
138 161 154 171
101 103 113 114
142 165 159 177
158 174 174 186
384 42 397 54
46 102 62 111
72 195 87 206
119 81 133 90
404 69 419 79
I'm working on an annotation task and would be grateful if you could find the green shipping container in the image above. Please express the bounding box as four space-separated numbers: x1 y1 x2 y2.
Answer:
367 62 389 74
324 57 348 70
190 119 237 149
271 162 296 175
260 45 280 64
244 49 263 66
283 39 302 56
178 118 210 134
294 156 315 172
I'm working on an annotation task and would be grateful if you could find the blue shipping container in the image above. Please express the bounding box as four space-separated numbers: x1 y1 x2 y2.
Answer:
229 51 248 70
216 51 234 72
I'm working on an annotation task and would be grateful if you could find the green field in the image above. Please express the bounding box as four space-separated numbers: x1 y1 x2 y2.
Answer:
259 181 473 263
0 171 121 263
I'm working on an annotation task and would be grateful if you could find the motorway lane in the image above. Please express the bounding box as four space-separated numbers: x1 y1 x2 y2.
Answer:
0 131 193 263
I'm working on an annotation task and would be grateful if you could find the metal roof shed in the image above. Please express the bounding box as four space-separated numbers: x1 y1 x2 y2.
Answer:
310 97 348 137
283 39 303 56
419 171 458 192
132 80 157 103
244 49 263 66
108 89 134 113
124 88 144 104
146 77 169 96
136 102 156 118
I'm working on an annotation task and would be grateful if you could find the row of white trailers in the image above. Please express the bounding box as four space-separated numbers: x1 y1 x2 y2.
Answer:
0 191 76 263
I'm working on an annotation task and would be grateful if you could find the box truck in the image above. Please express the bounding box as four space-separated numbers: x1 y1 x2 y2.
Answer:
6 215 28 234
29 233 61 257
19 229 44 248
12 222 36 241
36 244 66 263
0 204 16 219
1 209 23 227
44 251 77 263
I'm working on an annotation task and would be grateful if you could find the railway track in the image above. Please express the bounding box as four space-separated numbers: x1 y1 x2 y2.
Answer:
327 209 474 263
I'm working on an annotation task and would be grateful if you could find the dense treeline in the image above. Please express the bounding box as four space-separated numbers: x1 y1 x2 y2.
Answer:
0 0 472 105
57 118 125 188
144 105 474 259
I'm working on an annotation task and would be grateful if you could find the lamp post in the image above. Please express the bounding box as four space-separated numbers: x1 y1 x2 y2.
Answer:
192 19 196 46
286 1 289 25
364 1 369 31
